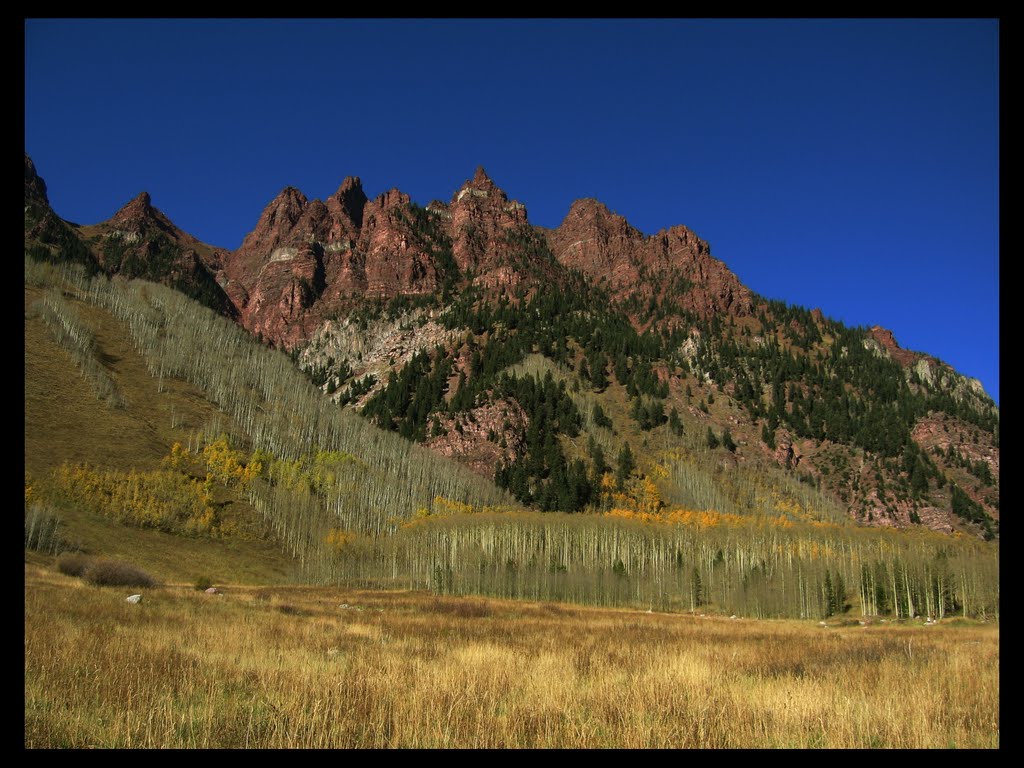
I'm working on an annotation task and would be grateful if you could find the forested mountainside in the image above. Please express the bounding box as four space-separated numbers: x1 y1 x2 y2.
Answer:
25 154 998 543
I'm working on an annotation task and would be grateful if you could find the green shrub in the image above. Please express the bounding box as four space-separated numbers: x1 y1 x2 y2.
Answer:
194 576 214 591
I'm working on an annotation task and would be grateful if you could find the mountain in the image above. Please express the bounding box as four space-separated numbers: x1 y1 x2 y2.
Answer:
24 153 97 273
24 155 999 540
24 154 234 315
217 165 753 348
544 197 753 319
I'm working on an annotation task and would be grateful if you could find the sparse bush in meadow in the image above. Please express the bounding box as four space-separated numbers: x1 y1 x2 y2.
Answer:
431 597 492 618
82 560 155 588
56 552 93 577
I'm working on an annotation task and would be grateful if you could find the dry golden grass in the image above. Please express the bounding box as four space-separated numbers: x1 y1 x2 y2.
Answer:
24 285 225 476
24 561 998 748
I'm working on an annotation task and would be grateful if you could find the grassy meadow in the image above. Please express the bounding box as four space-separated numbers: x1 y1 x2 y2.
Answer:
24 557 998 749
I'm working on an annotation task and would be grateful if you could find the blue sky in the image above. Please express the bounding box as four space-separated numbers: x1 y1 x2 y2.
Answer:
25 19 999 404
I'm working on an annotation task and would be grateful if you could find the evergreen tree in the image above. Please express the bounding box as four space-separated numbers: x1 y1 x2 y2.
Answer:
722 428 737 453
669 407 684 437
588 436 607 479
691 567 703 608
589 350 608 391
910 460 929 498
616 442 635 487
592 403 612 429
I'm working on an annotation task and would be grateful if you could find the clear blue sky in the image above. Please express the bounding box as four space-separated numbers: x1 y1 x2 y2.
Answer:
25 19 999 404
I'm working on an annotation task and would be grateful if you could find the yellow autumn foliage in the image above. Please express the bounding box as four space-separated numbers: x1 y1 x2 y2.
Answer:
402 496 525 528
604 472 665 515
605 505 806 532
202 437 262 487
434 496 476 516
164 441 190 470
325 528 358 553
52 463 229 537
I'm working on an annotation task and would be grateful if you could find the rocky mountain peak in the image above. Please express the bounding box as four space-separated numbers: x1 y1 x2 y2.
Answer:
339 175 363 194
269 186 308 221
446 168 530 275
102 191 202 250
561 198 642 241
869 325 899 349
661 223 711 256
370 188 412 211
110 191 154 227
451 166 511 206
472 165 493 186
867 325 918 367
237 186 309 255
547 198 751 318
24 153 49 206
329 176 368 230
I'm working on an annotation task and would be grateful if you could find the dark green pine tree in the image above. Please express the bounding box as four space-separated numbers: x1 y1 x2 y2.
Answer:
592 403 612 429
589 350 609 391
722 428 737 453
910 460 929 498
691 567 703 608
588 435 607 478
616 442 636 487
669 407 684 437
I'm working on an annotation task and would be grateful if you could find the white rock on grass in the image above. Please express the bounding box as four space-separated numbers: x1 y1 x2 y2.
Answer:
126 594 142 604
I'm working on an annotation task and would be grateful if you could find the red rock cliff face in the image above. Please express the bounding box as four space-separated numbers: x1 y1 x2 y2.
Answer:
867 326 920 368
546 198 753 318
317 177 370 299
446 167 535 289
224 177 447 347
221 167 759 347
221 187 324 343
354 189 440 298
223 168 549 347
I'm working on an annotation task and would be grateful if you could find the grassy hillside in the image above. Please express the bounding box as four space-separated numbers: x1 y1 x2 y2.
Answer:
25 256 517 585
25 277 301 584
24 255 999 620
26 284 232 474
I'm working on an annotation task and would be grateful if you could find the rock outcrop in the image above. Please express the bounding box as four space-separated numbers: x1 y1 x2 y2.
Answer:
425 398 528 478
222 178 449 347
546 198 754 318
447 166 532 283
24 153 49 207
866 325 919 367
